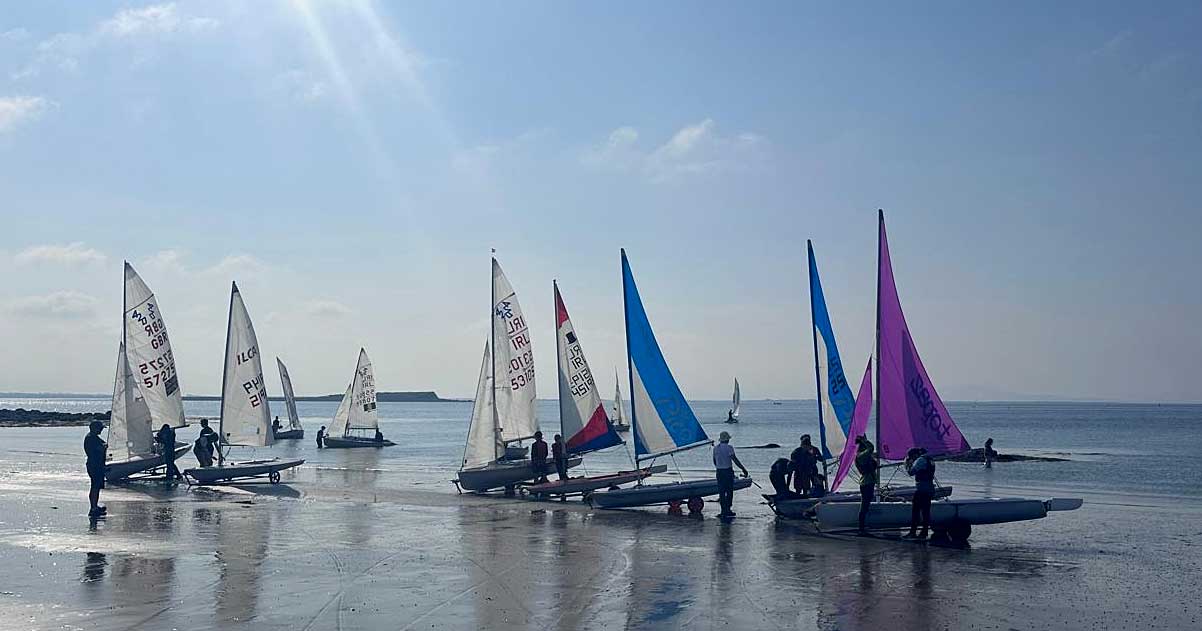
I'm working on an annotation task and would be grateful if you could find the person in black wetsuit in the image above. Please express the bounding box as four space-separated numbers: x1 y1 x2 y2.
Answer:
84 420 107 517
854 436 879 534
272 416 282 437
790 435 821 497
374 428 384 443
316 426 326 448
155 424 182 481
769 458 800 500
984 437 997 469
552 434 568 482
905 447 936 539
194 418 217 467
531 431 549 483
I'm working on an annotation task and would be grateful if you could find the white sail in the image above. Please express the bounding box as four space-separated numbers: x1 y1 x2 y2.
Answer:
346 349 378 433
614 370 627 426
329 383 352 438
107 341 154 461
219 283 273 447
732 378 741 419
491 258 537 442
276 358 303 431
462 342 500 469
123 262 185 428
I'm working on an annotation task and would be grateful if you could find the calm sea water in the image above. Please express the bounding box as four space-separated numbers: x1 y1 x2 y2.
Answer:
3 397 1199 501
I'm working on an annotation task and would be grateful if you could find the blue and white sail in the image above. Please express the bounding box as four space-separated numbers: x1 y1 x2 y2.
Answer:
622 249 711 461
808 241 856 460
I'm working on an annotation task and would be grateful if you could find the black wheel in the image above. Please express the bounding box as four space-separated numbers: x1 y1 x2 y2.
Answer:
269 471 281 484
686 496 705 513
948 522 971 543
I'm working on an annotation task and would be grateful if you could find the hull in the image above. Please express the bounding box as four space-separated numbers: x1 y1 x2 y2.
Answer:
592 477 754 509
184 458 305 484
525 465 668 497
456 457 582 492
814 497 1081 531
273 428 304 440
323 436 395 448
767 485 953 519
105 445 190 481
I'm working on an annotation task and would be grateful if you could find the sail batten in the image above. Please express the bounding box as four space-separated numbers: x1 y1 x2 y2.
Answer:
556 282 622 455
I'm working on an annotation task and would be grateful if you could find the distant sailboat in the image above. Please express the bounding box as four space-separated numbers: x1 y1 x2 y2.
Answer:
725 378 741 423
184 282 303 484
612 370 630 432
105 263 188 481
273 358 305 440
591 250 753 510
323 349 394 448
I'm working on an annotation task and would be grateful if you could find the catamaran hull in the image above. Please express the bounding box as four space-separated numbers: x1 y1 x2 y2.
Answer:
767 485 953 519
184 458 305 485
525 465 668 497
273 429 304 440
323 436 396 448
456 457 582 492
105 446 191 481
591 477 754 509
814 497 1083 532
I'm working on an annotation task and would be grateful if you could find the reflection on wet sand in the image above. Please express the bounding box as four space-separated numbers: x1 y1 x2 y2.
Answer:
211 506 272 626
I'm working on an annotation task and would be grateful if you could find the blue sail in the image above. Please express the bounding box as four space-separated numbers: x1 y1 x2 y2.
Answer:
808 241 856 460
622 250 711 460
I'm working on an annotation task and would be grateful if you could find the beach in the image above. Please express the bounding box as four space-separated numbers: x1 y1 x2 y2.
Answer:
1 399 1200 630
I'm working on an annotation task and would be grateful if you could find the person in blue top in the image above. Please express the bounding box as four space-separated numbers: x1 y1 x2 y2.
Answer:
905 447 937 539
84 420 107 518
713 431 749 518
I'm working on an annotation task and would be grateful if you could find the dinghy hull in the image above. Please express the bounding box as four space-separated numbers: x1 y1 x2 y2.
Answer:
273 429 304 440
591 477 754 509
184 458 305 485
323 436 395 448
767 485 953 519
456 457 582 492
525 465 667 498
814 497 1081 532
105 445 191 481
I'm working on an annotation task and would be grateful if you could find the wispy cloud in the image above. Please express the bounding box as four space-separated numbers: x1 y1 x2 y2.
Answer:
304 300 352 318
1 28 30 42
0 96 55 132
14 242 106 266
582 119 768 180
203 254 268 279
7 291 100 319
99 3 218 38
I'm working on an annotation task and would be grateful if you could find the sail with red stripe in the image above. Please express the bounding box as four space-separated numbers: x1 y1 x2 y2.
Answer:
555 282 623 455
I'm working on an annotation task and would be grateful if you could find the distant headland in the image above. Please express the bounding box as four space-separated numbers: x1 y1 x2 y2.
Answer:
182 391 455 403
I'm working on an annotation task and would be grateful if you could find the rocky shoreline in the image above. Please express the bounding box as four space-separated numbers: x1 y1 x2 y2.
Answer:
942 447 1068 463
0 409 111 428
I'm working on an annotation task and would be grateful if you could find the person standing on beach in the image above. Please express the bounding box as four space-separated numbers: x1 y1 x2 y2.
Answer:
552 434 568 482
713 431 749 518
84 420 107 518
531 431 549 483
790 435 821 497
854 436 879 534
905 448 936 539
272 416 281 437
196 419 217 465
984 438 997 469
155 424 182 482
316 426 326 448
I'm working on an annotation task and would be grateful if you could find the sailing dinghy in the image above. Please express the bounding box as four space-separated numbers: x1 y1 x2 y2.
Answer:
525 282 662 499
105 263 189 481
323 349 394 448
725 378 740 423
184 283 303 485
455 258 581 492
273 358 304 439
612 370 630 432
812 211 1080 541
590 250 753 510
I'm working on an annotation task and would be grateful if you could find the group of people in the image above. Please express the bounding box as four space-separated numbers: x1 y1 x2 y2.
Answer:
527 431 570 488
768 434 827 500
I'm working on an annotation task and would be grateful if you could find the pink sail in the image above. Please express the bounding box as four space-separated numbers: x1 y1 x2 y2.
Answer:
877 212 970 460
832 358 873 492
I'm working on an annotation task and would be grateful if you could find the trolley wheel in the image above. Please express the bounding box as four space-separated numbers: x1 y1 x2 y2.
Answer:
667 500 684 515
686 496 705 514
269 471 281 484
948 522 971 543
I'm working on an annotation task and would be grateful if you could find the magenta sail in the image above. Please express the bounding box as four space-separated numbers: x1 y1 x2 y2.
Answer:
876 212 970 460
832 358 873 492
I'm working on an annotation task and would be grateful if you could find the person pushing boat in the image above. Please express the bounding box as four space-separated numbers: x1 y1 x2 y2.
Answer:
316 426 326 448
769 458 800 500
84 420 107 518
904 447 936 539
854 436 878 535
193 418 217 467
984 438 997 469
155 423 183 482
713 431 749 518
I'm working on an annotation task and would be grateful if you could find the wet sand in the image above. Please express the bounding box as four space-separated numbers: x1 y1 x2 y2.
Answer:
1 463 1199 631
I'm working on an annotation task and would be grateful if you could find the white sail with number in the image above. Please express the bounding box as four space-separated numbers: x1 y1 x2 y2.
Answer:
219 283 273 447
107 341 154 461
276 358 303 431
346 348 378 433
491 258 537 443
123 262 185 428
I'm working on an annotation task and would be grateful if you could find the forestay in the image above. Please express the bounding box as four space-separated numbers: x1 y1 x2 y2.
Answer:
555 282 622 455
876 211 970 460
219 283 273 447
276 358 303 431
123 262 185 428
462 342 500 469
622 250 710 460
832 358 873 491
107 341 154 461
808 241 856 460
347 349 378 431
492 259 537 442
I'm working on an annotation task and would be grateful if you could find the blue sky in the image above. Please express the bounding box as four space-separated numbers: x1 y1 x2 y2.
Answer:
1 1 1199 402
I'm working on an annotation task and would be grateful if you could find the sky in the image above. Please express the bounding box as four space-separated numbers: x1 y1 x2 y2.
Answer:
1 1 1200 402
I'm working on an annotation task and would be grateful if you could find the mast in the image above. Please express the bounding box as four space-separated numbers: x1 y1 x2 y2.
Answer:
554 279 562 442
807 240 829 483
489 250 501 460
217 281 236 466
874 209 883 491
621 249 637 460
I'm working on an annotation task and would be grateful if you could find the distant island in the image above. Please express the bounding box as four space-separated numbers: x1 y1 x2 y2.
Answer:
182 391 455 403
0 408 111 427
